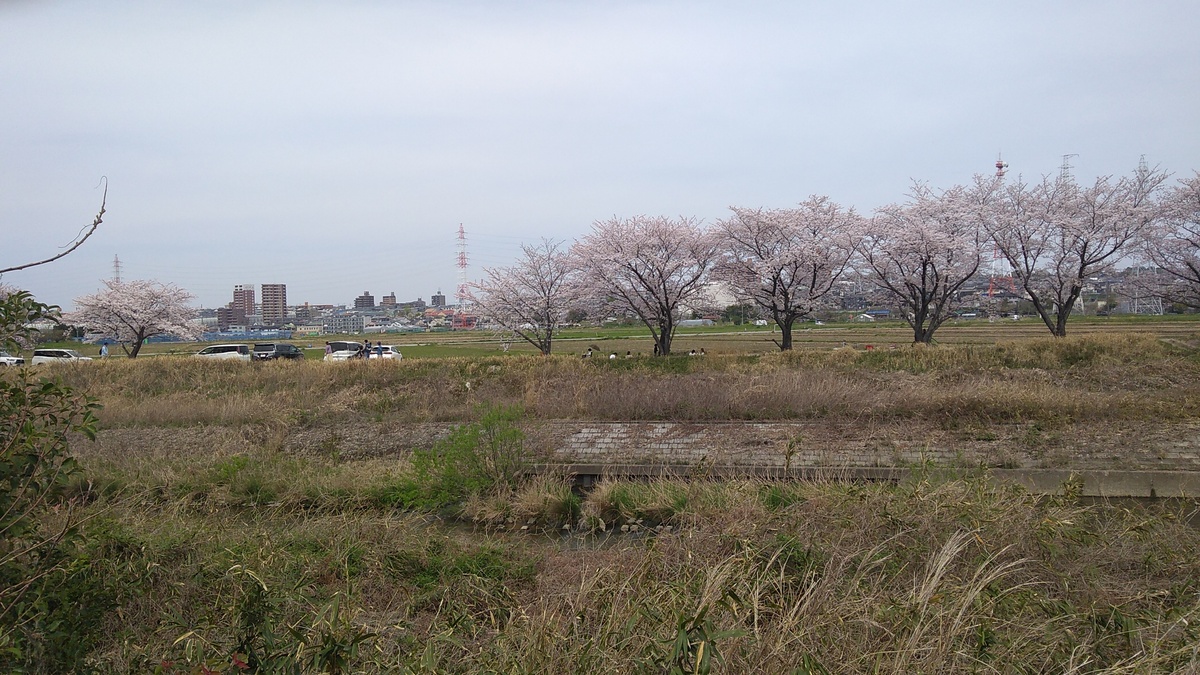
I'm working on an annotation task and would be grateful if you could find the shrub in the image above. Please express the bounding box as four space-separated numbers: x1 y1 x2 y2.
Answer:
381 404 531 511
0 290 104 670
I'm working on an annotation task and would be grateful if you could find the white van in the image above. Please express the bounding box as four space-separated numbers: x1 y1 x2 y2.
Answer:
193 344 252 361
323 340 365 362
31 349 93 365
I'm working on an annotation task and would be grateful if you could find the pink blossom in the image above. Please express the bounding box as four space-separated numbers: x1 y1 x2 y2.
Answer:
985 164 1167 335
467 238 579 355
714 196 860 350
66 279 202 357
572 215 718 356
860 180 991 343
1139 172 1200 308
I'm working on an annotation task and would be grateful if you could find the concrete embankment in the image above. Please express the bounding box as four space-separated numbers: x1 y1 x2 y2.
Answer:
529 420 1200 497
84 419 1200 497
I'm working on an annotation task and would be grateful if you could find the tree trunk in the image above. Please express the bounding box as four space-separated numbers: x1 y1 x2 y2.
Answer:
654 321 673 356
1033 306 1058 337
1053 311 1070 337
909 299 935 344
1021 285 1060 337
1030 284 1079 338
778 317 795 350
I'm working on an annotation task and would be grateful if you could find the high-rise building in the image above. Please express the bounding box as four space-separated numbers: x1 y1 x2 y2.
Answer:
380 292 397 307
431 290 446 308
261 284 287 325
216 306 235 331
354 291 375 309
232 284 255 323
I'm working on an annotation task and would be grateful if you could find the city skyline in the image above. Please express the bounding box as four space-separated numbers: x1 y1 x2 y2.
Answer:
216 283 445 313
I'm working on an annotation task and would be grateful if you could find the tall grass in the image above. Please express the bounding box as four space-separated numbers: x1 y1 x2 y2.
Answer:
62 442 1200 672
10 332 1198 670
42 333 1200 428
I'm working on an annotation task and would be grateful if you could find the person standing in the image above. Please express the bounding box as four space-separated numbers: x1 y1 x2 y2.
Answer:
99 343 108 358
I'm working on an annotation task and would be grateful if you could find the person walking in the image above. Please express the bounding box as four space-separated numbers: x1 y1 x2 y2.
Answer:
99 343 108 358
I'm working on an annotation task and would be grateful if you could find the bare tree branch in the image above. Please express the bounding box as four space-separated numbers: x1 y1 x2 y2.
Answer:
0 177 107 276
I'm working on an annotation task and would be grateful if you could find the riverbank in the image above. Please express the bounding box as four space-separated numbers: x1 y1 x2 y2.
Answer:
11 332 1200 670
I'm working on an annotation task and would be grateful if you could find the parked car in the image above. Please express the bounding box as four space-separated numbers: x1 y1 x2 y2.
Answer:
367 345 402 360
0 350 25 366
252 343 305 361
193 344 252 361
323 340 364 362
31 349 93 365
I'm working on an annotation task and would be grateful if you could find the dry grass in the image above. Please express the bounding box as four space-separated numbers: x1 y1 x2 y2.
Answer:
15 332 1198 670
54 423 1200 673
38 333 1200 431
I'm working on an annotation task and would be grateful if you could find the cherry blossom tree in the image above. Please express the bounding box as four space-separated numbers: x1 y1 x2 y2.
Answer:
467 239 579 355
573 215 718 356
714 197 860 350
66 279 202 357
861 181 990 344
985 164 1168 336
1138 172 1200 308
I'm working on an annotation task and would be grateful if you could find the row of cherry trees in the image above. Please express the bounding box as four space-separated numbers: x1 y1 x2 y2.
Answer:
471 165 1200 353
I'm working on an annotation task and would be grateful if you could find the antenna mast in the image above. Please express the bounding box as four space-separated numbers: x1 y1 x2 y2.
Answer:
987 155 1015 304
1060 153 1078 180
456 224 469 307
1131 267 1164 315
112 255 122 283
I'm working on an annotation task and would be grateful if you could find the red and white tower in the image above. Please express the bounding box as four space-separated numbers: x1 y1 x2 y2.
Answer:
987 154 1015 299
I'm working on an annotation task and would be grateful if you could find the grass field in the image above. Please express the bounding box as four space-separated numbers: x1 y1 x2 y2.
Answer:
31 314 1200 361
6 325 1200 672
43 451 1200 672
34 331 1200 433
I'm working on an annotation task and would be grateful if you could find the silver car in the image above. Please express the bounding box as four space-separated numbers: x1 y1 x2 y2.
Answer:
0 350 25 366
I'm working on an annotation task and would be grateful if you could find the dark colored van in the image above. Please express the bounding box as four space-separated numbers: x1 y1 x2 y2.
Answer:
253 343 305 361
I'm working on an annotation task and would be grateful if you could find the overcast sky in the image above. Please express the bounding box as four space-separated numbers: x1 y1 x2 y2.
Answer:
3 1 1198 310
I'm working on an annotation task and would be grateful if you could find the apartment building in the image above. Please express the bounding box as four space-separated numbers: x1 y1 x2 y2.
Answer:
232 284 255 323
261 284 287 325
